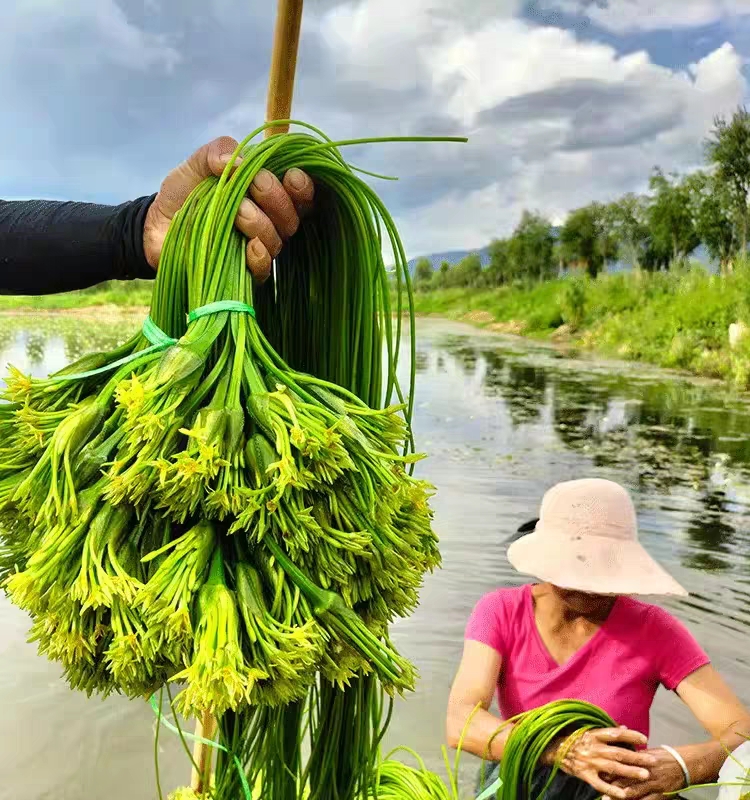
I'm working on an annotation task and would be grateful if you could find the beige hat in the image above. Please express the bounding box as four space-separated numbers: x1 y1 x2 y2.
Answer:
507 478 687 596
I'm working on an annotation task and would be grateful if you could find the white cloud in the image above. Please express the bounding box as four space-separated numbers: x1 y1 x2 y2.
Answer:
685 43 746 131
431 22 653 121
1 0 180 72
319 0 520 91
312 2 747 256
391 184 511 255
548 0 750 32
89 1 180 72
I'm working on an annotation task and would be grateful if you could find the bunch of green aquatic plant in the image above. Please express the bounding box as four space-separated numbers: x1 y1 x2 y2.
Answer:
360 700 617 800
492 700 616 799
0 121 467 799
164 699 622 800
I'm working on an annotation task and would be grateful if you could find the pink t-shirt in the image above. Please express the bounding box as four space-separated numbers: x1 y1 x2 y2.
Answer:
465 584 710 738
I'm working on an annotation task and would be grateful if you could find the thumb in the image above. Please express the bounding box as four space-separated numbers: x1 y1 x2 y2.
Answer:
154 135 239 221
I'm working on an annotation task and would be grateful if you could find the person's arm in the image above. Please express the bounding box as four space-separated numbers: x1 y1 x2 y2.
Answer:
673 665 750 783
0 196 155 295
0 136 315 297
446 639 513 760
609 665 750 800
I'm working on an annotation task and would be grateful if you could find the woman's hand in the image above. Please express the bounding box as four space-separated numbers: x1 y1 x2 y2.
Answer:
143 136 314 282
543 726 657 800
602 748 686 800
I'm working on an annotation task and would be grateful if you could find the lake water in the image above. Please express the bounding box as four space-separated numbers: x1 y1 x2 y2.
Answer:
1 313 749 799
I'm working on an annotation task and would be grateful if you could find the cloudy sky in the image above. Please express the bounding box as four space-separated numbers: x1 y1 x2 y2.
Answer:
2 0 749 256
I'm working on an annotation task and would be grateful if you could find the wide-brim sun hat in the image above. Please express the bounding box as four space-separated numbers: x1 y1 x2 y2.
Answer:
507 478 687 596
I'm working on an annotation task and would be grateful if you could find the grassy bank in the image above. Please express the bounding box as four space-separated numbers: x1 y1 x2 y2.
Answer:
4 270 750 390
410 267 750 389
0 280 152 311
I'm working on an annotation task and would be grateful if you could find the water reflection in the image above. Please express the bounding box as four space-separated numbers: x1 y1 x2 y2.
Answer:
25 333 46 366
417 332 750 578
0 316 137 380
684 489 736 573
500 364 547 426
551 377 602 448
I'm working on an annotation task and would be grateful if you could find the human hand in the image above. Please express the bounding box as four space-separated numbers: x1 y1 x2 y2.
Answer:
602 747 686 800
143 135 314 282
544 726 657 799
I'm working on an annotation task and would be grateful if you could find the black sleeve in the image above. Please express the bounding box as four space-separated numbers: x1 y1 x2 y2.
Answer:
0 194 157 296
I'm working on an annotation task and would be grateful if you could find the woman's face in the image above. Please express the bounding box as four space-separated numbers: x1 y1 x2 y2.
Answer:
551 585 617 616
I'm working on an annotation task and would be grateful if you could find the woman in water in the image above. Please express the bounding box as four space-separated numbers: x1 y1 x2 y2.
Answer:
447 478 750 800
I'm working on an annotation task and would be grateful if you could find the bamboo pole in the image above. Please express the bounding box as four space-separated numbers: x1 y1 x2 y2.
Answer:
190 710 218 794
265 0 304 137
188 2 305 795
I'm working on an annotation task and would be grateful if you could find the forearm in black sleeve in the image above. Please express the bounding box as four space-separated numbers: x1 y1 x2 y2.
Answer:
0 194 157 296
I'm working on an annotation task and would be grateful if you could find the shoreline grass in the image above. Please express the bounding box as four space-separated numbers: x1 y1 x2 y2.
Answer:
409 267 750 389
0 280 152 311
4 269 750 390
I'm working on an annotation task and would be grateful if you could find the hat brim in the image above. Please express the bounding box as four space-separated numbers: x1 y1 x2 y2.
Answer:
506 528 688 597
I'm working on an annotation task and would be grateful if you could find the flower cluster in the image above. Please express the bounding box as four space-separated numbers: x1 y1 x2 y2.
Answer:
0 128 439 732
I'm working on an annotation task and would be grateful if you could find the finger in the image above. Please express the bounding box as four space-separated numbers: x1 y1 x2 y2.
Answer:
595 727 649 748
608 776 664 800
209 139 242 177
601 747 658 769
587 775 628 800
250 169 300 239
217 151 243 173
246 237 272 283
235 198 283 258
595 758 650 782
157 136 239 220
608 786 660 800
282 168 314 217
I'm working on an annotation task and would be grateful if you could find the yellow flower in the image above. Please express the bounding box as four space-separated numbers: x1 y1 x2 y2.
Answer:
3 366 33 401
115 374 145 410
6 571 41 613
139 413 165 441
290 426 306 448
167 788 201 800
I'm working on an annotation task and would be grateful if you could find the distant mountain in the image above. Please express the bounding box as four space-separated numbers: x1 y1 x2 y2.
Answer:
406 247 491 274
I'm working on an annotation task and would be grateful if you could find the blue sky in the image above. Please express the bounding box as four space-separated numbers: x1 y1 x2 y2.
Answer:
1 0 749 256
526 4 750 72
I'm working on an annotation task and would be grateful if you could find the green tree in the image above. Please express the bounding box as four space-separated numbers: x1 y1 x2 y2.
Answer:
640 239 671 272
445 252 482 288
485 238 512 286
705 106 750 255
414 257 433 287
647 168 699 266
432 260 451 289
553 241 565 273
507 210 556 282
606 194 650 271
684 170 737 274
559 203 616 278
